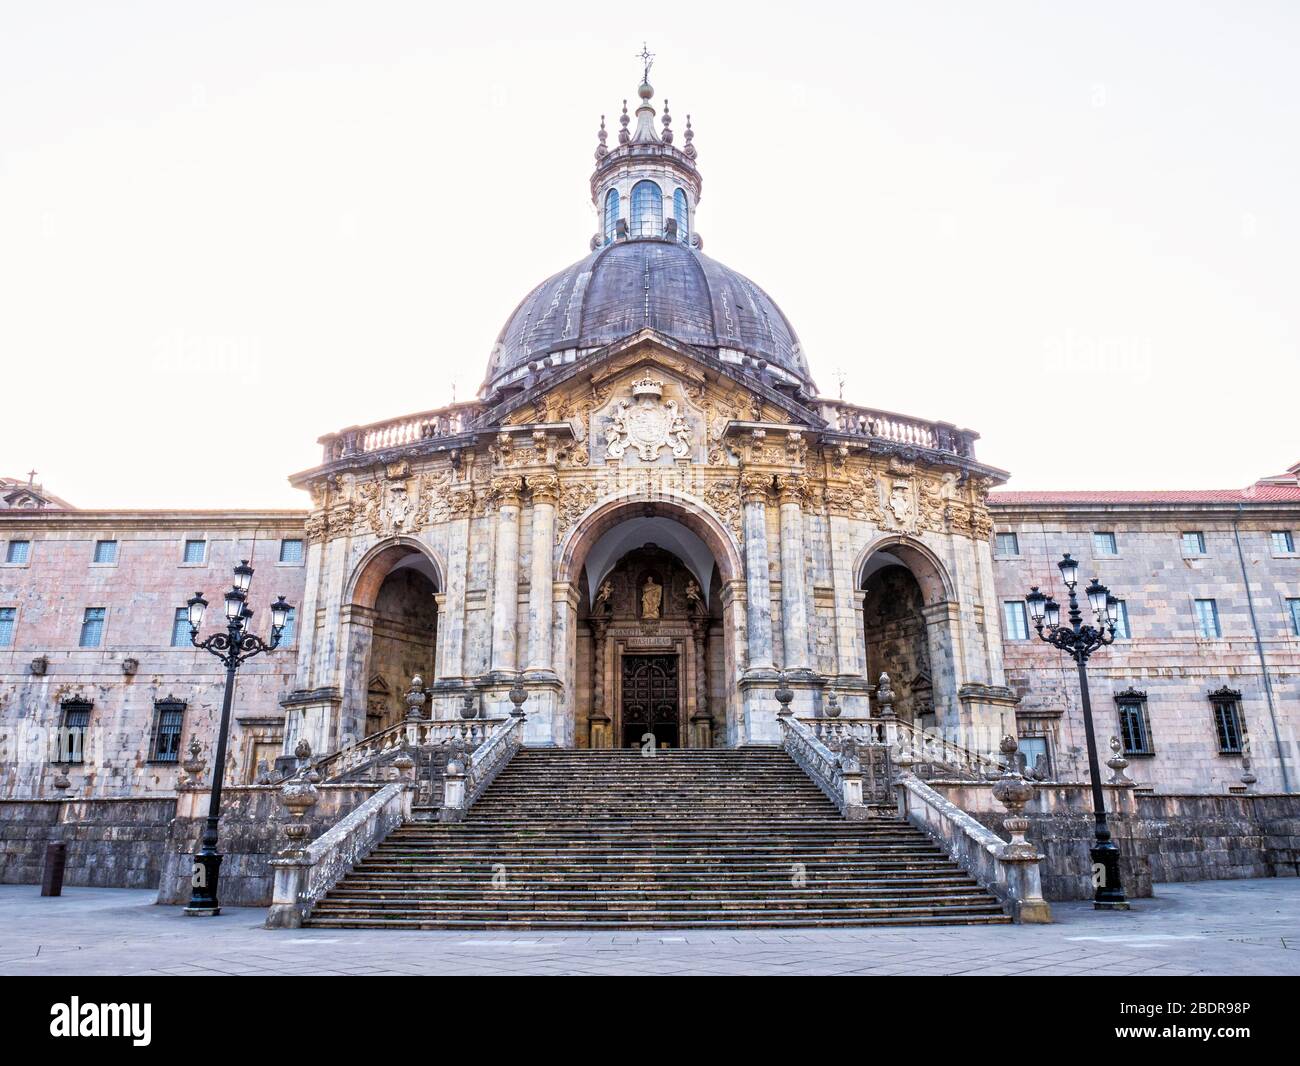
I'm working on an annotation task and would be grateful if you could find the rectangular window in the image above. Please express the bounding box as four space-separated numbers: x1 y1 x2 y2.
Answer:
182 539 206 564
279 538 304 564
1017 735 1050 778
1194 598 1221 638
1181 531 1206 555
93 539 118 564
0 607 14 648
1111 599 1132 639
1272 530 1295 554
79 607 106 648
278 606 297 644
1116 694 1153 756
1093 532 1117 555
170 607 192 647
6 540 30 564
149 700 185 762
1289 598 1300 637
1210 693 1245 754
57 700 92 764
1002 600 1029 640
995 532 1019 556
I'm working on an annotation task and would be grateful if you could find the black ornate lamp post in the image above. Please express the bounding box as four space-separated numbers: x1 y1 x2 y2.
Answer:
1025 553 1128 909
184 560 293 916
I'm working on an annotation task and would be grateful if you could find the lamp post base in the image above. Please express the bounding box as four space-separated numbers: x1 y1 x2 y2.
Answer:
1090 839 1129 909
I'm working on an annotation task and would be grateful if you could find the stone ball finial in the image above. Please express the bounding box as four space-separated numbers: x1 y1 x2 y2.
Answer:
1106 735 1134 786
638 80 654 102
294 738 312 761
824 690 841 719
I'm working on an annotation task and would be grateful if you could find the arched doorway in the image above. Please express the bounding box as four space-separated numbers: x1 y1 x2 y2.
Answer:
342 539 442 741
858 538 957 730
558 496 742 748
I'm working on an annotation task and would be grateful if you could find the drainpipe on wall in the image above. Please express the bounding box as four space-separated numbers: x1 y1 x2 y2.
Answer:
1233 508 1293 793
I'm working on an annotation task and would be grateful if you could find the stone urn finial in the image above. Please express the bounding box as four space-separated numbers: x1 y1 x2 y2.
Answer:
406 676 428 722
460 689 479 720
824 689 841 719
392 752 416 786
774 671 794 717
294 738 312 762
181 738 206 787
1106 735 1135 786
992 735 1037 857
508 679 528 719
876 672 895 719
278 769 320 858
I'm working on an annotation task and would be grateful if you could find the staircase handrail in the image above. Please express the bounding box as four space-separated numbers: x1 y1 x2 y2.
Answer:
799 715 1005 780
465 713 525 808
777 713 869 820
312 715 509 783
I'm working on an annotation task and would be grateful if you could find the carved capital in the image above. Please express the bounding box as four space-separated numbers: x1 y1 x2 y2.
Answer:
489 475 525 506
527 472 560 504
739 470 773 504
776 473 811 507
447 485 475 517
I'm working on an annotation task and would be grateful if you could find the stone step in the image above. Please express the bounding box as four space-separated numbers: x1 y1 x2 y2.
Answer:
330 873 979 889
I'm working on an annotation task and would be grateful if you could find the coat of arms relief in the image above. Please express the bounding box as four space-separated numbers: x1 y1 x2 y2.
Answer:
603 375 693 462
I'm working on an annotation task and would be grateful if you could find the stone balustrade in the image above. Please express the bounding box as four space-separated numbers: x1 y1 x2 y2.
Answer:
801 715 1006 781
818 402 978 458
777 714 869 820
318 402 484 464
441 713 525 822
312 716 505 783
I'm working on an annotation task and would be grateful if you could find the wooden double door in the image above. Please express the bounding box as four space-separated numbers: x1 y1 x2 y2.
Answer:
619 653 681 748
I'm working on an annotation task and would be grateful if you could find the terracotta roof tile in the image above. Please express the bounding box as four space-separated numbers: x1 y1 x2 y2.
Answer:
990 484 1300 505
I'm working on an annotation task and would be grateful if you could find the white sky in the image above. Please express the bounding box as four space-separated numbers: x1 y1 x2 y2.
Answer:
2 2 1296 509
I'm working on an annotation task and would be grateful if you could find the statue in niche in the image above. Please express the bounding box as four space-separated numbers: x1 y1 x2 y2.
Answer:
594 580 614 615
685 578 704 616
641 575 663 619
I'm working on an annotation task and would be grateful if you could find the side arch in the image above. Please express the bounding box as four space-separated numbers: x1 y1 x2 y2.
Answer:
345 535 445 609
853 533 954 604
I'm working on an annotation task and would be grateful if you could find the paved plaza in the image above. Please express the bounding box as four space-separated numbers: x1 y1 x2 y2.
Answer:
0 879 1296 976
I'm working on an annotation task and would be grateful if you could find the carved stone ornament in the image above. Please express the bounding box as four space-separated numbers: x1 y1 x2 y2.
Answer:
605 377 692 461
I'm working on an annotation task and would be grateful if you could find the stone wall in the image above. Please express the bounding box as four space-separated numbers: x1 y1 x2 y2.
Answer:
928 780 1300 901
156 783 380 907
1 796 176 888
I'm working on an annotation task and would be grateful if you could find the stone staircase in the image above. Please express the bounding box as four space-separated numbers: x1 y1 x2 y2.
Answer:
304 748 1010 930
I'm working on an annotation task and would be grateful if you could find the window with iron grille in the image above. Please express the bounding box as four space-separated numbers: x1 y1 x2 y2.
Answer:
6 540 30 564
995 532 1019 555
279 538 304 564
57 699 92 764
1272 530 1295 554
1181 531 1206 555
1114 689 1153 755
149 698 185 762
93 539 118 564
182 538 206 564
79 607 106 648
1194 598 1221 638
0 607 14 648
1209 688 1245 754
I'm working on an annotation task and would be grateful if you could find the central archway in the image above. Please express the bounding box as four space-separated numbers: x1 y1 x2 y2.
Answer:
556 494 744 748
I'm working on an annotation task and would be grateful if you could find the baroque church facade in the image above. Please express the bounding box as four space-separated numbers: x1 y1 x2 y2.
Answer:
2 73 1297 803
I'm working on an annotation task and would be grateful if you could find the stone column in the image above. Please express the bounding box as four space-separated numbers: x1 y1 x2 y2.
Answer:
690 616 712 747
439 486 474 678
740 471 774 671
777 474 810 672
489 475 524 675
588 616 611 748
525 473 558 675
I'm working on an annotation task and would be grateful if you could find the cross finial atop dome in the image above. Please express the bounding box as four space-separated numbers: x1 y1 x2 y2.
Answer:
636 42 655 84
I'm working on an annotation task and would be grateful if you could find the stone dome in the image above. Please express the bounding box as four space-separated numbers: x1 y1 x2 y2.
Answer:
484 237 811 397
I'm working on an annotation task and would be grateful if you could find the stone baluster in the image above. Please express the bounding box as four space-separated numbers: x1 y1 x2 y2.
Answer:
776 474 810 671
525 472 559 675
489 476 524 674
740 470 775 671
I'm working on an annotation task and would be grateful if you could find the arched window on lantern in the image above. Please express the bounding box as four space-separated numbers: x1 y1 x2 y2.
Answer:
603 188 620 245
631 180 662 238
674 188 689 244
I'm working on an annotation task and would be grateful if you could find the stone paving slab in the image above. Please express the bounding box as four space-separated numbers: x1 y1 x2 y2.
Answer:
0 880 1296 976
